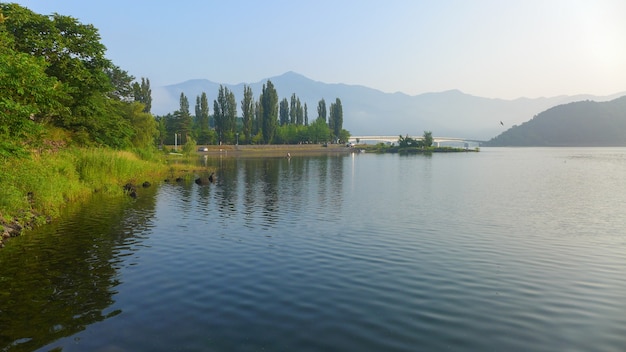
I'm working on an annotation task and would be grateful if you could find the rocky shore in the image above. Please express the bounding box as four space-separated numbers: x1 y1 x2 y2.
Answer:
1 217 46 248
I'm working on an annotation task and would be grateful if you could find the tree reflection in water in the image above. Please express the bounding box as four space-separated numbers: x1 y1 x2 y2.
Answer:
0 188 158 351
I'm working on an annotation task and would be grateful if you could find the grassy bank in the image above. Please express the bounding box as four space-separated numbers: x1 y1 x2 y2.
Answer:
0 143 350 246
0 148 194 244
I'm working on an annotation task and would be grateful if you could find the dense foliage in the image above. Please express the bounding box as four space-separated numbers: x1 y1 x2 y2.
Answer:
241 85 254 143
0 3 157 158
213 85 237 144
485 97 626 146
156 81 348 145
398 131 433 148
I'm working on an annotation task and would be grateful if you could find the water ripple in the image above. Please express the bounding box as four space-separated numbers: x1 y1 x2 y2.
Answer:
3 150 623 352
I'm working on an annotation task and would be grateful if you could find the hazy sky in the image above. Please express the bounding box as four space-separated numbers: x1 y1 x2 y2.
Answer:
9 0 626 99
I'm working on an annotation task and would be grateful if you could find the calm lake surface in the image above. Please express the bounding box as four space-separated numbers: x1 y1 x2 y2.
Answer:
1 148 625 351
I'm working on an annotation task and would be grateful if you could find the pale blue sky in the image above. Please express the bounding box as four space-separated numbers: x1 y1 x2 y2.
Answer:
8 0 626 99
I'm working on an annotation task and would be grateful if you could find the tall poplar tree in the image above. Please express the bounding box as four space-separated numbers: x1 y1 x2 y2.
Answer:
213 85 237 144
317 98 327 122
225 88 237 141
329 98 343 141
195 95 201 120
254 101 261 137
213 86 225 144
241 85 254 144
290 93 297 124
304 103 309 126
279 98 289 126
194 92 210 144
177 92 192 143
296 98 303 125
133 77 152 113
260 80 278 144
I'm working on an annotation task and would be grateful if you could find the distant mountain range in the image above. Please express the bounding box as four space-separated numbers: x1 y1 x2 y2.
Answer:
152 71 625 141
484 96 626 146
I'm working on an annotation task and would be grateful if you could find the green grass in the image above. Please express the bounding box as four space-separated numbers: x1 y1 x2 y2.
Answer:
0 148 169 222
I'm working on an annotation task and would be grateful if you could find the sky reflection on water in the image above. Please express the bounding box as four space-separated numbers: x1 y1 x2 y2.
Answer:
1 148 625 351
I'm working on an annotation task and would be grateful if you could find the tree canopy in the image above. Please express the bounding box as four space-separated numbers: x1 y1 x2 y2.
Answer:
329 98 343 141
0 3 157 157
260 81 279 144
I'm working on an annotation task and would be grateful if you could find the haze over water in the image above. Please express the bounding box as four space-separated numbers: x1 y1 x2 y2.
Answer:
1 148 625 351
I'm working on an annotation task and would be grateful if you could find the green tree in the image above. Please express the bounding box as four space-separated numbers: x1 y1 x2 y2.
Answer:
308 118 330 144
253 101 261 137
0 33 68 157
304 103 308 126
329 98 343 141
213 85 237 144
2 4 112 121
296 98 304 126
213 92 224 144
279 98 289 126
182 135 197 157
132 77 152 113
1 3 142 149
276 124 302 144
338 129 351 144
397 134 421 148
423 130 433 147
193 92 211 144
106 65 135 101
260 80 278 144
160 113 178 145
125 102 157 149
317 98 327 122
177 92 192 144
241 85 254 144
225 88 237 143
155 115 167 146
289 93 297 124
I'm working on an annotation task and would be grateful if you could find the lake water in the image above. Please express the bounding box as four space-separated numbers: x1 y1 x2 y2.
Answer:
1 148 625 352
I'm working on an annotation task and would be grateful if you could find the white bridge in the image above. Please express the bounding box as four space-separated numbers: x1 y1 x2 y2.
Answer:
348 135 483 147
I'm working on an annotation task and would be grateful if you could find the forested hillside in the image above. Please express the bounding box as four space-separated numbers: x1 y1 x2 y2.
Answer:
484 96 626 146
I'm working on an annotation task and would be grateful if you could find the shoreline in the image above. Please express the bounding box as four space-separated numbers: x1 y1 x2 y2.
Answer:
1 143 474 247
193 144 355 157
0 149 199 248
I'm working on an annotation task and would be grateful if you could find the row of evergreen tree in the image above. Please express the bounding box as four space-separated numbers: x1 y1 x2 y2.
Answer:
156 82 348 146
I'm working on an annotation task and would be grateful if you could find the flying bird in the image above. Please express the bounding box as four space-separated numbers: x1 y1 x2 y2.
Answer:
500 121 504 126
